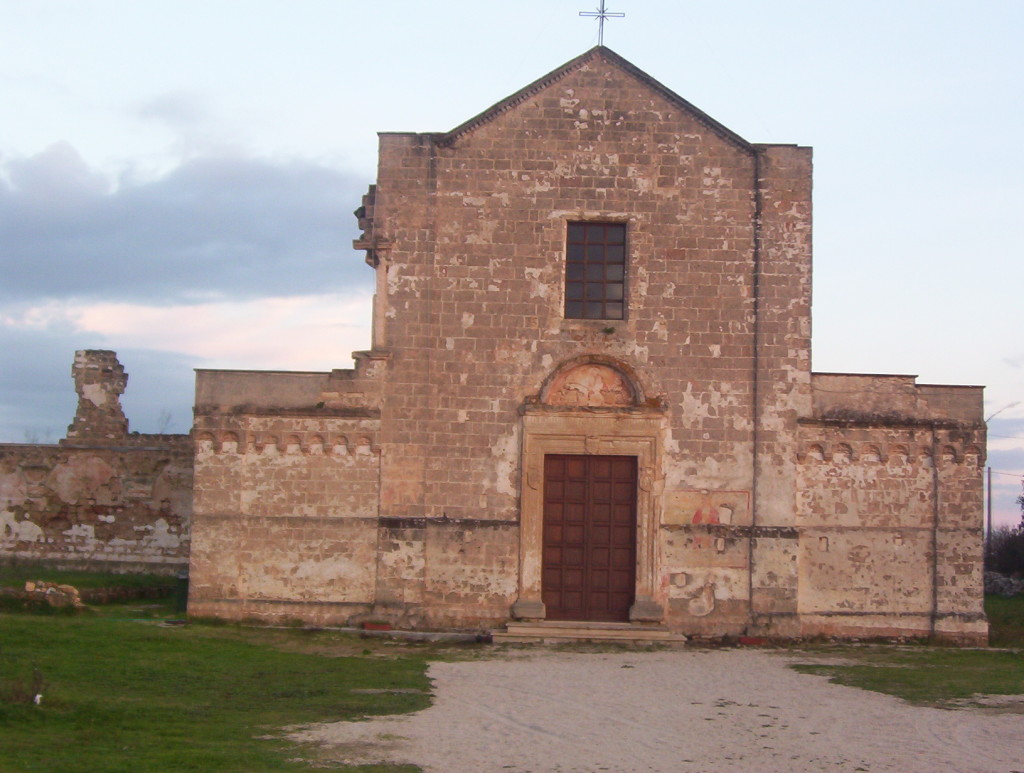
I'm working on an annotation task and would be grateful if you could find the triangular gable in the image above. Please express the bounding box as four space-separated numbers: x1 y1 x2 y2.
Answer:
437 46 753 153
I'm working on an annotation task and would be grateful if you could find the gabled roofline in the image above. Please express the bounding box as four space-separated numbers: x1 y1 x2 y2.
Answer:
437 46 754 153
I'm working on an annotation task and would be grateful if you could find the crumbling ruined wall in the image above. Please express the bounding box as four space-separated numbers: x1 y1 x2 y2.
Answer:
0 441 192 572
0 351 192 573
64 349 129 443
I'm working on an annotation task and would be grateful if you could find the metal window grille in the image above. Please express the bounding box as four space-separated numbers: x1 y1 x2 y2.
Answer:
564 222 626 320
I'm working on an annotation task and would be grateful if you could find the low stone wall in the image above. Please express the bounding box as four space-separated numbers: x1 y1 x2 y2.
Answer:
0 439 193 572
0 579 177 610
1 350 193 574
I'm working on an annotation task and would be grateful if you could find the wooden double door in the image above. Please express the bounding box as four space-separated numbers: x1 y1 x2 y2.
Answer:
542 454 637 622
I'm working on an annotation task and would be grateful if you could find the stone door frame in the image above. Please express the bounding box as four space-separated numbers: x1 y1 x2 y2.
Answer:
542 453 638 622
512 410 665 622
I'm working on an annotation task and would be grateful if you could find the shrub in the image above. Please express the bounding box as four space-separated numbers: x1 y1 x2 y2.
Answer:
985 524 1024 576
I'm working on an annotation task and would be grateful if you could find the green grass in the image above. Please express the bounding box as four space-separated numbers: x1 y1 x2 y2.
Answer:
0 613 434 772
987 593 1024 647
5 566 1021 768
791 646 1024 707
789 595 1024 708
0 562 180 616
0 562 174 590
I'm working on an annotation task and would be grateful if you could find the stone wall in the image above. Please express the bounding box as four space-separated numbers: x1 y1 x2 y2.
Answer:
188 355 522 629
361 48 803 631
188 362 389 622
795 374 986 642
0 351 192 573
185 48 986 640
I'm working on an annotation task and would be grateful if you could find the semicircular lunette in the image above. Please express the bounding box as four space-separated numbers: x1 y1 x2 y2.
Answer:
544 362 637 407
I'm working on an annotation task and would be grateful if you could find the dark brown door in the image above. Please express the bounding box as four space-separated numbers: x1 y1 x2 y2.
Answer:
542 454 637 622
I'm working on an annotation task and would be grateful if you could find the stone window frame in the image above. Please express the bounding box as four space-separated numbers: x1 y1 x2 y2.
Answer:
564 221 627 320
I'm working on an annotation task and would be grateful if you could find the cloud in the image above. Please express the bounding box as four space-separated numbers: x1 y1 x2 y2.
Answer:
0 143 374 304
988 416 1024 446
0 142 377 441
2 141 110 200
0 325 200 441
116 346 213 436
65 293 374 369
0 291 373 441
133 91 210 129
0 323 101 442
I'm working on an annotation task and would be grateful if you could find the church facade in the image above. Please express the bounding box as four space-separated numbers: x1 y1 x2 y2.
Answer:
187 48 987 643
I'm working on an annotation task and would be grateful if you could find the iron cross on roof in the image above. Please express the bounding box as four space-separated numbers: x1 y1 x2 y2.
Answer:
579 0 625 46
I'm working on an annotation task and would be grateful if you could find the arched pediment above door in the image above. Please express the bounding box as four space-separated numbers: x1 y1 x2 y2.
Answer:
541 358 642 408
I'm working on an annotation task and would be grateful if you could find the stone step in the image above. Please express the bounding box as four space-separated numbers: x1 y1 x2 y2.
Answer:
492 621 688 645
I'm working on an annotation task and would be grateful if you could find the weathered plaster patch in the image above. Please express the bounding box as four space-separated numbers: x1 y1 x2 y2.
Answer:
81 383 109 407
0 469 28 508
485 431 519 498
1 510 44 542
48 456 117 504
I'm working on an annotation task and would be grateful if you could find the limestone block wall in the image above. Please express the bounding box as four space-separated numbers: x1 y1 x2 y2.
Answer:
189 353 524 628
358 48 815 630
794 374 986 644
747 144 814 636
0 437 192 572
188 414 521 627
183 49 987 640
369 48 770 535
374 519 519 628
188 363 389 624
0 351 192 573
64 349 129 442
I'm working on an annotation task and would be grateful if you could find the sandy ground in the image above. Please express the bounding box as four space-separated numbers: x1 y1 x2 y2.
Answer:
291 649 1024 773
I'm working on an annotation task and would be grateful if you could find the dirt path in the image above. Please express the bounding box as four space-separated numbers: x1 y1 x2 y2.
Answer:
292 649 1024 773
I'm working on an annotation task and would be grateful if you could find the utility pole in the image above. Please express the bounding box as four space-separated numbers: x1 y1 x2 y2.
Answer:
987 466 993 554
982 401 1018 560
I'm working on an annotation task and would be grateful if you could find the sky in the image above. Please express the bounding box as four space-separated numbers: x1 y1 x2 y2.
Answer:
1 0 1022 527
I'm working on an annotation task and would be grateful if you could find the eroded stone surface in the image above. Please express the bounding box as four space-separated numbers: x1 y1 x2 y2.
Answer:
186 48 986 642
1 351 192 572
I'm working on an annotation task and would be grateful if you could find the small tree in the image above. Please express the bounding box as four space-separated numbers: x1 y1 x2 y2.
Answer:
987 526 1024 576
988 479 1024 575
156 409 174 434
